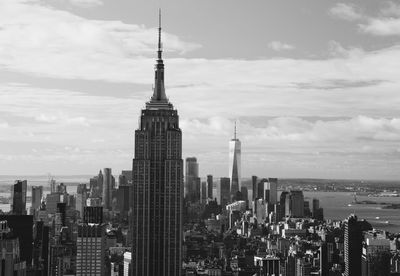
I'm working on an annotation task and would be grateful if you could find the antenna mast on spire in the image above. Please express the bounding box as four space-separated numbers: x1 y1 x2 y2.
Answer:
234 120 237 140
158 8 162 60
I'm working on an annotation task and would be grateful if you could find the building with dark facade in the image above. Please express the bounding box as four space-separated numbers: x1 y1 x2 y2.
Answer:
0 221 26 275
344 214 372 276
11 180 27 215
0 215 33 267
185 157 200 203
130 12 183 276
31 185 43 216
102 168 113 210
207 175 213 199
219 177 231 209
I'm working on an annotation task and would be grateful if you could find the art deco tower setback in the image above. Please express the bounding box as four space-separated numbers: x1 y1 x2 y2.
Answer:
229 122 241 196
130 11 183 276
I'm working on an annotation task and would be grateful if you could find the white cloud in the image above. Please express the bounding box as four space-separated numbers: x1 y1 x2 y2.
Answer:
68 0 103 8
0 0 200 82
267 41 295 51
360 18 400 36
329 3 363 21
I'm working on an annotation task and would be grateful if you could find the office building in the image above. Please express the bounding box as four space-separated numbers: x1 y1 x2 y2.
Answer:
76 184 87 218
0 221 26 275
76 223 106 276
185 157 200 202
130 13 183 276
252 175 258 200
266 178 278 204
83 206 103 224
361 230 391 276
201 181 207 203
279 191 289 219
219 177 231 209
102 168 113 210
207 175 213 199
31 185 43 215
228 122 241 196
119 170 132 186
344 214 372 276
0 215 33 267
289 190 304 218
11 180 27 215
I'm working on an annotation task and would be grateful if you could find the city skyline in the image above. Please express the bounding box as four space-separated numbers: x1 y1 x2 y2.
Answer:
1 0 400 179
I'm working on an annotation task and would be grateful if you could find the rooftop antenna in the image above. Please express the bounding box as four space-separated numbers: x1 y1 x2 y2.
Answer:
157 8 162 60
234 120 237 140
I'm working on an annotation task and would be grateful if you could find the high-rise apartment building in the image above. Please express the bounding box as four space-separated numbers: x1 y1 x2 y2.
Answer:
229 122 241 196
11 180 27 215
130 12 183 276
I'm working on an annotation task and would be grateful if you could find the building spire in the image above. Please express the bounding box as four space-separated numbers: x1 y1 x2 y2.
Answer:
158 8 162 60
234 121 237 140
147 9 171 109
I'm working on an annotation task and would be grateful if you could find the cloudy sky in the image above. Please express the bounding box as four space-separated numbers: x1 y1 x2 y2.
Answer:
0 0 400 179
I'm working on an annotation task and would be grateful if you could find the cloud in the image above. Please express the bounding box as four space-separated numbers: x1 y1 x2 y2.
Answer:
381 2 400 17
329 2 400 36
68 0 103 8
267 41 295 51
35 113 90 126
0 0 200 82
329 3 363 21
360 17 400 36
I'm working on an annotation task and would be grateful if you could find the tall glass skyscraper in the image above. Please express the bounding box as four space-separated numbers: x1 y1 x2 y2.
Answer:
130 11 183 276
229 122 241 197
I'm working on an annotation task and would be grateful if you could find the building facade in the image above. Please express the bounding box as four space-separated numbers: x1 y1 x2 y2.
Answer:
130 13 183 276
76 223 106 276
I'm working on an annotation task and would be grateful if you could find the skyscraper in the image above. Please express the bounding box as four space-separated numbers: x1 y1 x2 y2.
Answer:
31 185 43 215
102 168 112 210
344 214 372 276
130 11 183 276
219 177 231 209
252 175 258 200
229 122 241 196
207 175 213 199
76 223 106 276
262 178 278 204
185 157 200 202
11 180 27 215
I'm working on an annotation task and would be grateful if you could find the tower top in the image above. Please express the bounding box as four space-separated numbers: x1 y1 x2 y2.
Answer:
146 9 172 110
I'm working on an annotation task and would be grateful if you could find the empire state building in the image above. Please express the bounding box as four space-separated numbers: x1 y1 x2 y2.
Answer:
130 12 183 276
